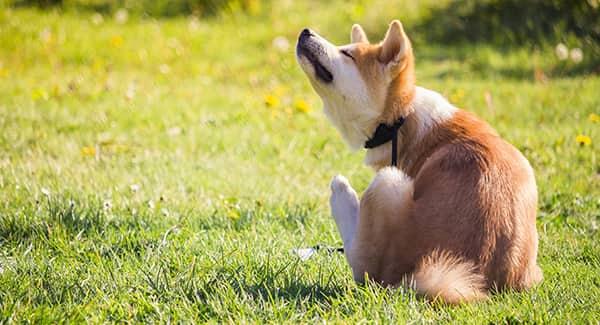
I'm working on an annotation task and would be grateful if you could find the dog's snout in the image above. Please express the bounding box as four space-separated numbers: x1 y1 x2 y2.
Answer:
299 28 313 40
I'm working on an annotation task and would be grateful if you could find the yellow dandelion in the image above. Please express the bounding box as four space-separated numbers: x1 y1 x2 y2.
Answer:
449 88 465 104
293 99 311 113
264 94 280 108
245 0 261 15
273 85 288 97
0 62 6 78
51 84 61 98
113 144 129 153
589 113 600 123
81 146 96 157
110 35 124 48
575 134 592 146
227 209 240 221
92 58 104 73
31 88 49 101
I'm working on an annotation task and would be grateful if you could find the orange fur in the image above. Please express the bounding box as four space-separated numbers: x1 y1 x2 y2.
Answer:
408 250 487 304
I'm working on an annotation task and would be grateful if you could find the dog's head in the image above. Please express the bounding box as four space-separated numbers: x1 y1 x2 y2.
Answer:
296 21 414 150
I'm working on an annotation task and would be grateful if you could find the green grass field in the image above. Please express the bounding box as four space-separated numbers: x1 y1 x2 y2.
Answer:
0 1 599 322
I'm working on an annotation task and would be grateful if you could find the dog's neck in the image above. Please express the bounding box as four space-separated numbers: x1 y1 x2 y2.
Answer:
364 86 458 175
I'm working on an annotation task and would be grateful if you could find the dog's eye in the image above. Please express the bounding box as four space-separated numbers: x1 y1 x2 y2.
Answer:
340 49 355 61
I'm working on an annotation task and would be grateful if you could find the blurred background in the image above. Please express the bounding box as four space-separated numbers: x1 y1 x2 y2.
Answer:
0 0 598 228
3 0 599 74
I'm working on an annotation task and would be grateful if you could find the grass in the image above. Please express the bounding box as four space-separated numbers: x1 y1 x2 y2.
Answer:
0 0 599 322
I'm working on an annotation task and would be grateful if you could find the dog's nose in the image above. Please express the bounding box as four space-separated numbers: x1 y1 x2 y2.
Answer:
299 28 313 40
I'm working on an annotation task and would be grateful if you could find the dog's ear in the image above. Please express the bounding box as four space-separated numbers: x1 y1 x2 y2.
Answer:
351 24 369 44
379 20 409 66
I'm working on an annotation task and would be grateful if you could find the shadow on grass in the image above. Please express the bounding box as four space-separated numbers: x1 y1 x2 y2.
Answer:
0 199 101 246
409 0 600 79
417 0 599 45
197 260 345 302
139 254 349 320
414 44 599 81
245 281 345 303
190 278 346 320
0 197 153 247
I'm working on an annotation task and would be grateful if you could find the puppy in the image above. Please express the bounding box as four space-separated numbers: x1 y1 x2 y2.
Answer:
296 21 542 304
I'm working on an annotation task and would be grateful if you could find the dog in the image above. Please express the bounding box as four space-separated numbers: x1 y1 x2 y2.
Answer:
296 21 542 304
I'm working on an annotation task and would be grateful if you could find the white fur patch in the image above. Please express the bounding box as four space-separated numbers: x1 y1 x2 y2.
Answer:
297 33 383 150
408 86 457 140
321 64 380 150
365 167 413 211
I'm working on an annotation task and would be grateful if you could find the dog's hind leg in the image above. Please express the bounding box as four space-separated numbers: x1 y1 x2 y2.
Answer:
349 167 415 283
330 175 360 260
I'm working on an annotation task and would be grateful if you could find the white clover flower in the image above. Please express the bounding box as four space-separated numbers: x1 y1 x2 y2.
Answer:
555 43 568 60
138 49 148 61
115 9 128 24
188 16 200 31
167 38 180 49
125 81 136 100
272 36 290 52
39 28 52 44
167 127 182 137
0 257 16 274
41 187 50 197
159 64 171 74
130 184 140 193
91 13 103 25
167 38 184 56
570 48 583 63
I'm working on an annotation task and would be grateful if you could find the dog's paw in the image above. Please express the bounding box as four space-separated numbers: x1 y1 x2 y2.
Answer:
330 174 352 193
330 175 359 248
330 174 359 218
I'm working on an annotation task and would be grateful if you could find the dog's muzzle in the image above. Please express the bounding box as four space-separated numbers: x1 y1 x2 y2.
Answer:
296 29 333 83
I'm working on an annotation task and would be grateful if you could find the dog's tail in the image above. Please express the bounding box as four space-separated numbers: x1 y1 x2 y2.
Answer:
404 250 488 305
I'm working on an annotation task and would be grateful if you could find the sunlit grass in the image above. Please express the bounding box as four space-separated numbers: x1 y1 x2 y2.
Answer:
0 1 599 322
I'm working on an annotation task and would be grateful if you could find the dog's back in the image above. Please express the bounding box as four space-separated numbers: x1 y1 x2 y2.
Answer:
406 110 541 290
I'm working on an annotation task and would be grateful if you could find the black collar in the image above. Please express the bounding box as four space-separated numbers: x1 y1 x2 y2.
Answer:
364 117 405 167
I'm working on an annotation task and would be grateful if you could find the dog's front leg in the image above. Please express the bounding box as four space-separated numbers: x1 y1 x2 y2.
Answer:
330 175 359 263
